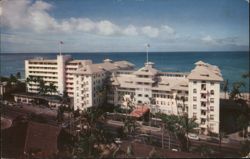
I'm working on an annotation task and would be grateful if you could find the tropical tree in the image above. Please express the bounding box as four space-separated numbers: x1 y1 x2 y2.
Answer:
218 131 225 152
237 114 249 140
229 81 245 100
48 82 57 95
16 72 21 79
193 144 214 157
221 79 229 99
97 76 111 107
123 117 138 136
158 113 179 150
26 76 32 92
242 72 250 79
37 77 48 95
239 140 250 157
177 113 198 152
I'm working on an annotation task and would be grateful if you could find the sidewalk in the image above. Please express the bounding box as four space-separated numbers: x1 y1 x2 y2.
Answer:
227 131 250 142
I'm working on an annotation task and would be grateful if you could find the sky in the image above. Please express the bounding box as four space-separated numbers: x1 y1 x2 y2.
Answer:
0 0 249 53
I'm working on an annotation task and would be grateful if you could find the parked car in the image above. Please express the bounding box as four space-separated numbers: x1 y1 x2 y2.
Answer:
186 133 200 141
115 138 122 144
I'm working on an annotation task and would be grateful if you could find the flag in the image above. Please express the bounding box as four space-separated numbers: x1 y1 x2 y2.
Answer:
60 41 64 44
146 43 150 48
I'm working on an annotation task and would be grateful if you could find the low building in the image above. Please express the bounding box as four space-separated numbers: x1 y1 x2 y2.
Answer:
1 121 71 158
0 81 8 98
13 92 68 108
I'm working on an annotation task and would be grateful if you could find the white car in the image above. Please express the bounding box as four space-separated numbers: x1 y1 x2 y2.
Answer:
115 138 122 144
186 133 200 140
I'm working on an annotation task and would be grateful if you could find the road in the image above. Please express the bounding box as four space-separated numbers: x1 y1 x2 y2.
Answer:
105 119 241 157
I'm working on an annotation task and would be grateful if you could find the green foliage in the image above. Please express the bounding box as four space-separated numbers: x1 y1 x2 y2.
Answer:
239 140 250 157
16 72 21 79
123 117 138 135
242 72 250 79
229 81 245 100
193 144 214 157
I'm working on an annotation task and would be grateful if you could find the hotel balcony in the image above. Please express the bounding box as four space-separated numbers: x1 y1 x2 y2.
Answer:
200 123 207 128
200 113 207 118
201 105 207 110
200 97 207 102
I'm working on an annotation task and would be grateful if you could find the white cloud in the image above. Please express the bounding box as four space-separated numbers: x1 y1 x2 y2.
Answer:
201 35 217 44
123 25 138 36
161 25 176 35
1 0 176 38
141 26 159 38
96 20 120 35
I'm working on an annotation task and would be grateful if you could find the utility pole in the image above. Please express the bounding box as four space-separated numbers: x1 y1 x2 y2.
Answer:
162 123 164 149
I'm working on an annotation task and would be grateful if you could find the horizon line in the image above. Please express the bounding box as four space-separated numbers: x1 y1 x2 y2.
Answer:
1 50 249 54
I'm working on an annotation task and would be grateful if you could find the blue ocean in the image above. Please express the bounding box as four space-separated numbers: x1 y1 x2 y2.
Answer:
0 52 249 92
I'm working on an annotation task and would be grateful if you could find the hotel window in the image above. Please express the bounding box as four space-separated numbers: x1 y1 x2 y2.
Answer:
76 81 79 84
193 113 197 118
210 98 214 103
193 97 197 101
138 94 142 97
193 104 197 109
210 124 214 130
210 115 214 120
193 89 197 93
193 81 197 84
211 82 214 85
210 90 214 95
210 106 214 111
145 94 149 97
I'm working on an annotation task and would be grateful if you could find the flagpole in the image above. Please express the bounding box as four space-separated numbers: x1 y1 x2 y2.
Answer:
146 45 148 63
59 42 62 56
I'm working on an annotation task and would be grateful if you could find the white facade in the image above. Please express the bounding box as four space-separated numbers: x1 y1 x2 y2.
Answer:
25 55 90 97
25 55 223 134
73 59 135 110
109 61 223 135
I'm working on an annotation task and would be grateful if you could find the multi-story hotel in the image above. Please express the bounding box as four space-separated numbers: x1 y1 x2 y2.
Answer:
108 61 223 134
25 55 223 134
25 55 93 97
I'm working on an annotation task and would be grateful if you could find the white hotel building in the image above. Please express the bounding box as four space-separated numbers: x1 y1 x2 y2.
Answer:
25 55 223 134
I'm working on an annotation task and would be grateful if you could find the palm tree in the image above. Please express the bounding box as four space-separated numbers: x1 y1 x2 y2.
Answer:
158 113 179 150
242 72 250 79
237 114 249 140
218 131 225 152
221 79 229 99
229 81 245 100
123 117 138 136
37 77 48 95
48 82 57 95
239 140 250 157
178 113 198 152
26 76 32 92
193 144 213 157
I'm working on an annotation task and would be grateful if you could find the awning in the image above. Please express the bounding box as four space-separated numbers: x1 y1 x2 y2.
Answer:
130 105 149 118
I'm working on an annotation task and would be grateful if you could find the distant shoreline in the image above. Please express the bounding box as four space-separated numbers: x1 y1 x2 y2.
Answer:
1 51 249 54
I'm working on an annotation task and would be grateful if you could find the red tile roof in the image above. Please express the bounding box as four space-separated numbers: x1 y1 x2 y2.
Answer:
1 121 61 158
130 105 150 118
